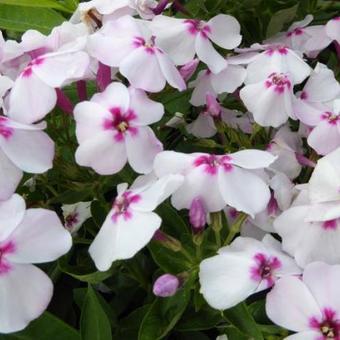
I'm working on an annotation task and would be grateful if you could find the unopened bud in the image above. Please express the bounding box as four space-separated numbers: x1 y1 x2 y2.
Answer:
153 273 180 297
189 198 206 233
152 230 182 251
179 58 199 81
206 93 221 117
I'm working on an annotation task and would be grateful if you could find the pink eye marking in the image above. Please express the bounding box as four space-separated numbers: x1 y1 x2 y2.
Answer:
184 19 211 39
133 36 157 54
103 107 138 142
250 253 281 288
0 117 14 140
321 112 340 125
65 212 79 228
265 73 291 94
21 57 45 78
310 308 340 339
0 241 16 275
265 46 288 56
193 155 233 175
112 191 141 222
286 27 304 37
322 219 338 230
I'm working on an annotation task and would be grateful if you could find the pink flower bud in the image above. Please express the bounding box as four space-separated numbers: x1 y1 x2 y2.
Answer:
179 59 199 81
267 194 279 216
96 62 111 91
152 0 170 15
295 153 316 168
189 197 206 233
206 93 221 117
153 274 180 297
56 89 73 114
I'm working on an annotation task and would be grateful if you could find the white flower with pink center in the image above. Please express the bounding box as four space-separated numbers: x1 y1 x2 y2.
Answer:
266 262 340 340
189 63 246 106
274 190 340 267
199 235 301 310
62 201 92 234
89 174 183 271
0 194 72 333
150 14 242 74
87 15 186 92
0 116 54 200
240 72 295 127
74 82 163 175
153 150 276 217
326 17 340 44
7 49 90 124
242 44 311 85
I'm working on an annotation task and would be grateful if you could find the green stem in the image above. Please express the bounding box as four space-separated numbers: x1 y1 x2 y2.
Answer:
210 211 223 248
224 213 248 246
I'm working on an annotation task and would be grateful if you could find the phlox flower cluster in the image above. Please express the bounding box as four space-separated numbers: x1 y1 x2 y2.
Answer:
0 0 340 338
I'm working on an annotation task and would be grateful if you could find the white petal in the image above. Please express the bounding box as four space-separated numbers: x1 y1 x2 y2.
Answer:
190 70 216 106
266 276 321 332
186 114 217 138
89 210 161 271
199 253 257 310
326 18 340 43
0 129 54 173
0 194 25 243
195 35 227 74
207 14 242 49
210 65 246 94
8 73 56 124
155 49 186 91
134 174 184 212
120 48 165 92
218 167 271 217
0 264 53 334
0 150 23 201
230 150 276 169
128 87 164 125
125 126 162 174
75 132 127 175
153 151 194 177
8 208 72 264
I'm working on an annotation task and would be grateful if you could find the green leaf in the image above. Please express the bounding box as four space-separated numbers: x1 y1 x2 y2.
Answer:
138 280 192 340
0 5 65 34
0 0 74 13
0 312 80 340
58 255 115 284
223 303 264 340
80 285 112 340
266 4 298 38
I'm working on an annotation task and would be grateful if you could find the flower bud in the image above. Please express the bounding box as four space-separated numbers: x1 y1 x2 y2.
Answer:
179 58 199 81
153 274 180 297
189 197 206 233
152 230 182 251
295 152 316 168
206 93 221 117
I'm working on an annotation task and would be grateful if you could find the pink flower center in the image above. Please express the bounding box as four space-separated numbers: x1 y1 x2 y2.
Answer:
265 73 291 94
112 191 140 222
133 36 157 54
21 57 44 78
310 308 340 339
0 241 15 275
287 27 304 37
103 107 138 142
265 46 288 56
250 253 282 288
322 219 338 230
0 117 13 140
321 112 340 125
193 155 233 175
65 212 79 228
184 19 211 39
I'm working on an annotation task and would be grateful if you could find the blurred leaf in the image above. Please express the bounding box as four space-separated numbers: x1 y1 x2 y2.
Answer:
138 280 192 340
266 4 298 38
224 303 264 340
0 0 74 13
0 5 65 34
0 312 80 340
80 285 112 340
